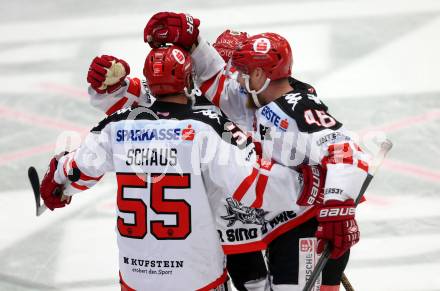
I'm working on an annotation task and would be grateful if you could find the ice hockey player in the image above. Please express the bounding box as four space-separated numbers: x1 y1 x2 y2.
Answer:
85 29 269 291
213 29 271 291
40 44 327 291
144 12 370 290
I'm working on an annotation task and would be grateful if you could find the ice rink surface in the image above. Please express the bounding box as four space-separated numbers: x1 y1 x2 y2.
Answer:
1 0 439 290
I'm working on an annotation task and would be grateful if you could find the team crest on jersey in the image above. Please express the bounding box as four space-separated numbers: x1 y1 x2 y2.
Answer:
181 124 195 141
172 48 185 64
253 38 271 53
280 118 289 131
221 198 269 232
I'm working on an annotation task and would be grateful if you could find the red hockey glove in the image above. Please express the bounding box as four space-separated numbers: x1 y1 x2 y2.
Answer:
144 12 200 50
40 153 72 211
315 199 360 259
296 164 325 206
87 55 130 94
213 30 249 62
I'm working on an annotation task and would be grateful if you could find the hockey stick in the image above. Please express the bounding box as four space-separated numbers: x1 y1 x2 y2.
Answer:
303 139 393 291
341 273 355 291
28 166 47 216
28 166 68 216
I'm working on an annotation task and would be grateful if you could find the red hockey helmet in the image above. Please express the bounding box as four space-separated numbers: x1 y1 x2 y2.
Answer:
231 32 292 80
212 29 249 62
143 45 192 97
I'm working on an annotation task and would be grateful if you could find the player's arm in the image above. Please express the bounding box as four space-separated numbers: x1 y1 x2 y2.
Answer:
39 116 115 210
143 12 254 128
191 38 254 128
87 55 153 115
274 95 368 258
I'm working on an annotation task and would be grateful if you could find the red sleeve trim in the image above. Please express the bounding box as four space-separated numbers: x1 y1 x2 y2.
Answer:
232 167 259 201
196 269 228 291
211 74 227 107
70 160 103 181
71 182 89 191
199 75 217 95
127 77 141 97
127 78 141 97
358 159 369 172
105 96 128 115
222 207 317 254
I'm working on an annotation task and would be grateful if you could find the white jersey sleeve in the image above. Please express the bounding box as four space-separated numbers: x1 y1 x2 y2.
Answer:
88 77 154 115
54 121 114 195
191 39 255 131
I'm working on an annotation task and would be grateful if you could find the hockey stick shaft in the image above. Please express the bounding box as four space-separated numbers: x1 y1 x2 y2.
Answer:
341 273 355 291
28 166 67 216
302 139 393 291
28 166 47 216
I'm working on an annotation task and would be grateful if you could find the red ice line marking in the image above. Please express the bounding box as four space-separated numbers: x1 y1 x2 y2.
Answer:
0 142 55 166
359 110 440 135
38 82 89 101
0 105 88 132
1 105 439 183
382 159 440 183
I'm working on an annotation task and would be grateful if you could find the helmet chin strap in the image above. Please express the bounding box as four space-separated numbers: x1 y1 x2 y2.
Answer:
184 87 201 107
242 74 270 108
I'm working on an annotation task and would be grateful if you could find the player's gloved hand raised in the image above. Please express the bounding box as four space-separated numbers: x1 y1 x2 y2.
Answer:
87 55 130 94
315 199 360 259
144 12 200 50
296 164 325 206
40 153 72 211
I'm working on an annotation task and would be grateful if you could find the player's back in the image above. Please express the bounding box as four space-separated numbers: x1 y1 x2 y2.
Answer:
94 101 227 290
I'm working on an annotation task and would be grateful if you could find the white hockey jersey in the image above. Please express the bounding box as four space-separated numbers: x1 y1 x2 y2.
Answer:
190 39 371 204
53 102 311 290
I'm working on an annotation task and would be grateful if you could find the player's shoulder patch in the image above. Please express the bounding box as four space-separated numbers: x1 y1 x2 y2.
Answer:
274 93 343 133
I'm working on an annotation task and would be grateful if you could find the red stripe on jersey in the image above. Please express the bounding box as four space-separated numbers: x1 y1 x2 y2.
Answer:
222 207 317 254
105 96 128 115
196 269 228 291
211 74 227 107
71 182 89 191
358 159 369 172
250 174 269 208
71 160 103 181
127 77 141 97
119 272 136 291
199 75 217 95
232 168 259 201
